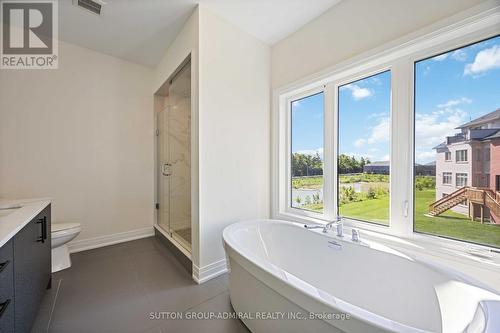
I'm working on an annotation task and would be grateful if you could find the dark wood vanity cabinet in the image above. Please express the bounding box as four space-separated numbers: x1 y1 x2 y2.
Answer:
0 204 51 333
0 240 14 333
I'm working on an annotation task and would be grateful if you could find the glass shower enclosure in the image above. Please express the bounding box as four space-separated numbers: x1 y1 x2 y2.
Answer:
156 60 191 254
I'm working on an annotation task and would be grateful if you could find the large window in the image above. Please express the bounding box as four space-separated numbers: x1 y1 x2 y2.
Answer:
414 35 500 247
338 71 391 225
290 92 324 212
276 16 499 251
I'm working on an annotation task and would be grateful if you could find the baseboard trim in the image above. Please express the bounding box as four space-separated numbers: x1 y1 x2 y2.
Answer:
193 258 228 284
67 226 155 253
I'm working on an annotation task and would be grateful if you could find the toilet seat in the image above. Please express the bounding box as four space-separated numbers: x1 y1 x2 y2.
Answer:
52 222 80 232
52 222 81 237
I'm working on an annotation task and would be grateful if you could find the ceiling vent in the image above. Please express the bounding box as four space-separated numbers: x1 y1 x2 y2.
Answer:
73 0 105 16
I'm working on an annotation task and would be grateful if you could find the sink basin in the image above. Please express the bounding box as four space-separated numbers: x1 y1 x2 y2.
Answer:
0 205 22 218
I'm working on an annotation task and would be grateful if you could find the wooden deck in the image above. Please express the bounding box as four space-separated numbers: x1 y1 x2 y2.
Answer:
429 186 500 223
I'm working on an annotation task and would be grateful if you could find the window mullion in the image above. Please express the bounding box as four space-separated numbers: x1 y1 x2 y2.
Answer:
391 59 413 237
323 83 336 221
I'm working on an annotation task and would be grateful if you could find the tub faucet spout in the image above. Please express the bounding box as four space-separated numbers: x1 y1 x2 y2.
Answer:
304 216 343 235
325 216 343 236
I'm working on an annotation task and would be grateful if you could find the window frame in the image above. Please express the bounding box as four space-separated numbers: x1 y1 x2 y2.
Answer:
288 88 327 217
456 173 468 187
336 69 393 226
456 149 468 163
442 172 452 185
272 9 500 255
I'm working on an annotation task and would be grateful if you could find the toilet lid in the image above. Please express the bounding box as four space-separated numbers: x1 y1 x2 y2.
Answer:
52 222 81 232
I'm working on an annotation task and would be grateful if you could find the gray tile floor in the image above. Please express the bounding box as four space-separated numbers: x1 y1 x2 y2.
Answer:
31 237 250 333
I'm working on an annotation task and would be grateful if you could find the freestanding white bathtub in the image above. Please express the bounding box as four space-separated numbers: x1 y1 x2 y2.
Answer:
223 219 500 333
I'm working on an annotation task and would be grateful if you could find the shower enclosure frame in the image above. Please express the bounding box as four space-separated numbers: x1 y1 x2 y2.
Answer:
153 54 198 263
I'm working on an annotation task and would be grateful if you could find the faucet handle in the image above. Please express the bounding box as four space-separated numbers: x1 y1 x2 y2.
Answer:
351 228 360 242
335 222 343 237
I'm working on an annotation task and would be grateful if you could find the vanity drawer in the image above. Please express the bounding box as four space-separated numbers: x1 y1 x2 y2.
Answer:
0 239 14 294
0 240 14 333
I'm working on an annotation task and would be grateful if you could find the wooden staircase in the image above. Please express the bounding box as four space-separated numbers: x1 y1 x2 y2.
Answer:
484 190 500 222
428 186 500 223
428 187 467 216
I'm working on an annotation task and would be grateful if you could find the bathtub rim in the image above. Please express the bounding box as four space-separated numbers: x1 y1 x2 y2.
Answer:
223 218 499 333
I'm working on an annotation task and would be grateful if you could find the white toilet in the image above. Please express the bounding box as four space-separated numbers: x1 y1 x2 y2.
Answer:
51 222 81 273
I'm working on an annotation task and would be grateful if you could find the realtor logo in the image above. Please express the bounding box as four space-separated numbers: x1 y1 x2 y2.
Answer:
1 0 58 69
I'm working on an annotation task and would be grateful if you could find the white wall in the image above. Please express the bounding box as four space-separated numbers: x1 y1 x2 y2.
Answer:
271 0 490 88
152 6 270 280
197 6 271 276
153 7 201 268
0 40 154 245
154 8 199 93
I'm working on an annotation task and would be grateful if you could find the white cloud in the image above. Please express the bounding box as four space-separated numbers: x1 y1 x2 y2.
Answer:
416 151 436 163
464 45 500 76
295 147 324 159
432 54 448 61
341 84 372 100
367 117 390 144
423 65 431 76
354 138 366 148
353 117 390 150
414 108 468 163
291 100 301 108
381 155 390 161
451 49 467 61
437 97 472 108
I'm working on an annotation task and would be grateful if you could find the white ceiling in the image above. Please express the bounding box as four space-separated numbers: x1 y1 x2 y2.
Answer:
59 0 341 67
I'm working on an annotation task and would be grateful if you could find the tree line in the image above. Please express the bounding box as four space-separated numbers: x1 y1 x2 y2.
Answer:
292 153 371 177
338 154 370 174
291 152 323 177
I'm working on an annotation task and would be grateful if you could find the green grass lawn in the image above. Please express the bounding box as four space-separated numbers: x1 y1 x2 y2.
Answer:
296 175 500 247
339 196 389 225
292 176 323 189
338 189 500 247
414 189 500 247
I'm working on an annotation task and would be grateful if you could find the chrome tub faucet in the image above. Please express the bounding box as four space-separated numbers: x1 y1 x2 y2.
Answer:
351 228 360 242
304 216 343 236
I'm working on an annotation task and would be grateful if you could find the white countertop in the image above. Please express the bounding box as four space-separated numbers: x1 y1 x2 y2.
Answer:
0 198 51 248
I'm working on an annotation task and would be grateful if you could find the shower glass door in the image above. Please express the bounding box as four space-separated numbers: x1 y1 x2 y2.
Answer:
157 60 191 253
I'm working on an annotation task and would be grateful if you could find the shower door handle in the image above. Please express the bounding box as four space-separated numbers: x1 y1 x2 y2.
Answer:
162 163 172 176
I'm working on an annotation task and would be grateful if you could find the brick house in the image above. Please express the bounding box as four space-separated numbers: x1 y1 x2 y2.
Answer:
433 109 500 223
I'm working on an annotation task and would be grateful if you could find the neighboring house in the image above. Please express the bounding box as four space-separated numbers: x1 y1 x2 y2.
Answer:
434 109 500 222
363 161 436 176
487 131 500 223
363 161 389 174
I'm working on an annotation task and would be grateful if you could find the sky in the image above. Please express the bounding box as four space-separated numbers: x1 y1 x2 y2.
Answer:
291 34 500 165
